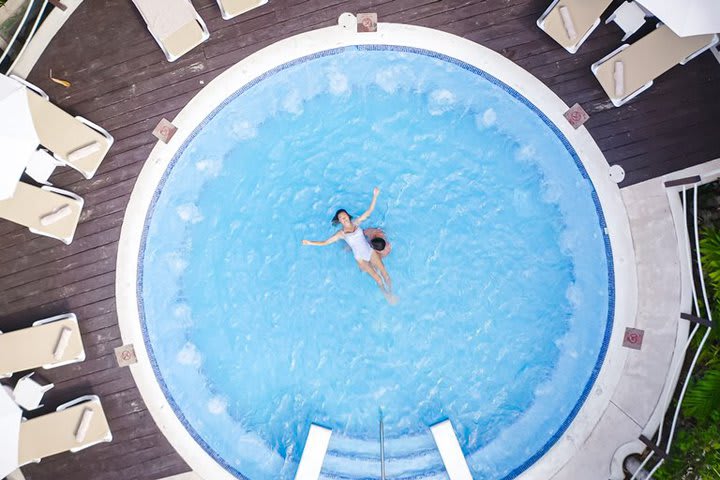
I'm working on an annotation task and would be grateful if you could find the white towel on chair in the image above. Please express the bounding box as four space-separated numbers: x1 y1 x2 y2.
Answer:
40 204 72 226
53 327 73 360
613 60 625 97
67 142 101 162
560 6 577 41
75 407 94 443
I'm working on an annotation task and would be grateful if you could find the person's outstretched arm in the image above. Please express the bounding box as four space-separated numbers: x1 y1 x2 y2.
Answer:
302 230 343 246
355 187 380 225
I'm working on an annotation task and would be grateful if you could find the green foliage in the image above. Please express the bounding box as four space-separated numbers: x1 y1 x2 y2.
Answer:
658 224 720 479
654 412 720 479
684 369 720 422
0 6 25 40
700 227 720 309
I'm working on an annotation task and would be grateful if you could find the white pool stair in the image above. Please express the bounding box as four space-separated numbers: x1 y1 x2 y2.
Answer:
429 420 473 480
295 423 333 480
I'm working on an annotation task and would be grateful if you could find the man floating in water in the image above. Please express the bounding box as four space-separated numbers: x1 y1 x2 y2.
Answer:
364 227 391 258
302 187 397 304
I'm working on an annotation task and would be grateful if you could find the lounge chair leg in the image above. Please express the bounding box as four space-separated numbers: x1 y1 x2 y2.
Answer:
711 45 720 65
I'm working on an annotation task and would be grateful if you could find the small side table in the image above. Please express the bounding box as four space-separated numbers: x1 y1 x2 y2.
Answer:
605 1 648 41
13 373 54 410
25 149 62 185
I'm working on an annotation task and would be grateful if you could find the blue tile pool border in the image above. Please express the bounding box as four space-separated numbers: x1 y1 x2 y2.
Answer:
135 44 615 480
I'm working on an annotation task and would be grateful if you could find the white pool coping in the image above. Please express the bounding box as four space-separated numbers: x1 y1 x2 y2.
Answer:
116 22 642 480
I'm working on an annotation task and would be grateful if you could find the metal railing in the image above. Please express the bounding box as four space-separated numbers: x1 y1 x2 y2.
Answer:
629 177 717 479
0 0 51 75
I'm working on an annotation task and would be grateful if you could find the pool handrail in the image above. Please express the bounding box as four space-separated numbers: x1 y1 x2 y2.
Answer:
379 411 386 480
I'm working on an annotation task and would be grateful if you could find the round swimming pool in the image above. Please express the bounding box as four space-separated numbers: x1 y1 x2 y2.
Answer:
118 24 625 480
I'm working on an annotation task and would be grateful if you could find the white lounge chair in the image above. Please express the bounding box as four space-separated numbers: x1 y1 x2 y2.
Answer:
294 424 332 480
0 313 85 378
18 395 112 465
591 24 718 106
11 75 114 180
131 0 210 62
537 0 614 53
216 0 268 20
605 1 648 41
430 419 473 480
0 182 83 244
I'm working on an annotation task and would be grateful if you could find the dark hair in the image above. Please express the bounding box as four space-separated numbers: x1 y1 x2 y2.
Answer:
370 237 386 251
332 209 352 225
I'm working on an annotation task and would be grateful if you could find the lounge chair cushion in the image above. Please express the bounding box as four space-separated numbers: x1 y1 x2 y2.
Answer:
0 182 82 244
0 317 84 377
18 398 111 464
131 0 199 40
163 20 206 60
26 92 110 178
594 25 716 102
541 0 613 51
218 0 266 19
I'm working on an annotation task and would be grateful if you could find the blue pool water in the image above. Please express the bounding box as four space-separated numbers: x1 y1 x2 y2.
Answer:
139 46 612 480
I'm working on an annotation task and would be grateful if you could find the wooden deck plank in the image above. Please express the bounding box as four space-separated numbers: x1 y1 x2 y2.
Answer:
1 0 718 479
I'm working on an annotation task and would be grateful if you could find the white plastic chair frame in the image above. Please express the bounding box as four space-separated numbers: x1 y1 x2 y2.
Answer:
32 313 85 369
0 313 84 378
34 186 83 244
215 0 269 20
19 394 112 465
591 25 719 106
56 395 112 452
536 0 604 54
11 75 114 179
9 74 48 99
135 0 210 62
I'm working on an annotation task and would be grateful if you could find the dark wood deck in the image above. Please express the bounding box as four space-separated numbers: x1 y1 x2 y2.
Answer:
0 0 718 478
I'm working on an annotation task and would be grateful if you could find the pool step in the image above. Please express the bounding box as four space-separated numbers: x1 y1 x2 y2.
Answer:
319 471 448 480
327 431 438 457
320 432 448 480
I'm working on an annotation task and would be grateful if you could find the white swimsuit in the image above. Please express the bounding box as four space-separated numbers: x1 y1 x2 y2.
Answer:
343 227 373 262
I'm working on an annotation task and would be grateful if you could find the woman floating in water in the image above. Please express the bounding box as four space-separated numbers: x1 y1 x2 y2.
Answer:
302 187 396 303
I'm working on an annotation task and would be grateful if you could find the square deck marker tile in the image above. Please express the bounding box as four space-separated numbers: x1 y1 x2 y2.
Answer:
115 344 138 367
153 118 178 143
564 103 590 129
623 328 644 350
357 13 378 32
